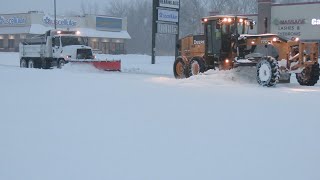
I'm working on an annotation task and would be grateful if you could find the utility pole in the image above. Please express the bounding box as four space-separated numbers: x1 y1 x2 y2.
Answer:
54 0 57 29
151 0 159 64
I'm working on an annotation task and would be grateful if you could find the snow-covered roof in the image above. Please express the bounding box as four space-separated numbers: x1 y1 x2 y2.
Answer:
1 24 131 40
73 28 131 39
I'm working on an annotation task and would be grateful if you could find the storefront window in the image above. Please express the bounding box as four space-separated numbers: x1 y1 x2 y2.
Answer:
0 39 4 48
108 43 124 54
115 43 125 54
110 43 116 54
91 41 98 49
101 42 109 54
8 39 15 49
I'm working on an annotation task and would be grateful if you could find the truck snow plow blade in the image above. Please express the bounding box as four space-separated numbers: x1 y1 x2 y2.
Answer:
92 61 121 71
68 60 121 71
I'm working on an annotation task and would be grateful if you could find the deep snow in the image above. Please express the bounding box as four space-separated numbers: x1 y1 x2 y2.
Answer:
0 52 320 180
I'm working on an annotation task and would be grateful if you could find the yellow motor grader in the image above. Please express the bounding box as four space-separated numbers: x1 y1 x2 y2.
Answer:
173 15 319 86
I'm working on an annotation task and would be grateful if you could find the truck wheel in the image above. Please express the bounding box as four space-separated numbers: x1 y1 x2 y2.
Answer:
188 58 206 77
28 60 35 68
173 58 188 79
257 57 280 87
20 59 27 68
296 63 320 86
57 59 65 69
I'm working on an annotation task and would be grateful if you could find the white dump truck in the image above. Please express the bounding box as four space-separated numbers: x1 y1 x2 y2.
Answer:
19 30 97 69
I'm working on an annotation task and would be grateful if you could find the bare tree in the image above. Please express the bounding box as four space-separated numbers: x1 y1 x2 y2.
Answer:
180 0 208 37
104 0 129 17
208 0 257 15
80 1 100 15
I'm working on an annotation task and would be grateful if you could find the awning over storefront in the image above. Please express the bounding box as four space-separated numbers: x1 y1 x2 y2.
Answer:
0 26 30 34
74 28 131 39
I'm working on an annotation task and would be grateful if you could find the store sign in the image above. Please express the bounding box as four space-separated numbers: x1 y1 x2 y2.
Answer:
273 18 306 25
43 15 77 27
0 16 26 26
157 23 178 34
96 17 122 31
159 0 180 9
311 18 320 25
158 9 179 23
273 18 305 37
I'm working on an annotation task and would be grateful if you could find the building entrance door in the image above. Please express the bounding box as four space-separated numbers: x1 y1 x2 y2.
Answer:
101 42 109 54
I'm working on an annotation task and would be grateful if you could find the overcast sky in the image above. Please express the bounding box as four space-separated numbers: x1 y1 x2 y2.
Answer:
0 0 119 15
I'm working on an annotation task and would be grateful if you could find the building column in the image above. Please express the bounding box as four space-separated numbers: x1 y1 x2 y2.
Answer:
258 0 272 34
14 35 21 52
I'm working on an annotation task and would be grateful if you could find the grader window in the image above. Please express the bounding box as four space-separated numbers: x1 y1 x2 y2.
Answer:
236 22 246 34
229 23 245 35
207 24 213 54
216 29 221 40
222 24 229 34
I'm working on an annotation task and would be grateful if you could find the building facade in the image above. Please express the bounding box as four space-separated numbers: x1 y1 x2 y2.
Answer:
254 1 320 51
0 11 131 54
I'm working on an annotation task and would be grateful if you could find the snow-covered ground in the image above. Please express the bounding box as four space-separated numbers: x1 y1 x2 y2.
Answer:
1 52 320 180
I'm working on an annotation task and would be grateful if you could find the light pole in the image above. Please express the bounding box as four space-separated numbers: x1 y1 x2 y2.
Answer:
54 0 57 29
151 0 158 64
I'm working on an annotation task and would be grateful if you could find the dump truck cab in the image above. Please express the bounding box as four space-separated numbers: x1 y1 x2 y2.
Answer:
49 30 94 64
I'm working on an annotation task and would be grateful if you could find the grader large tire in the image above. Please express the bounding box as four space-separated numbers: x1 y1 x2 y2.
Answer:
296 63 320 86
188 57 206 77
173 58 188 79
256 57 280 87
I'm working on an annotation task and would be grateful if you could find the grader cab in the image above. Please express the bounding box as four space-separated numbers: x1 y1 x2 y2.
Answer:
174 15 320 87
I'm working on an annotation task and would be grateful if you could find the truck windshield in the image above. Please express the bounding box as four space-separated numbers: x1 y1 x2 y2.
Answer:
61 36 86 47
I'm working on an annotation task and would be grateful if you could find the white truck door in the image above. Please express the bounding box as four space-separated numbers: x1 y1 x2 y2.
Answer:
52 36 62 59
